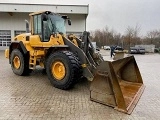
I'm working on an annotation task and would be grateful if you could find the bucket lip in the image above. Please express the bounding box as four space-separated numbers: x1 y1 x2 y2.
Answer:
104 55 134 62
114 84 145 114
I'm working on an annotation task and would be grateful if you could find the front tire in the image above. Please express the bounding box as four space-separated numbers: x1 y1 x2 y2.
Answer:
10 49 29 76
46 51 82 90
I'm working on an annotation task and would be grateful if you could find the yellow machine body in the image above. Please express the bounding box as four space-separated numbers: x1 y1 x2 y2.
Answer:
5 11 145 114
10 33 65 68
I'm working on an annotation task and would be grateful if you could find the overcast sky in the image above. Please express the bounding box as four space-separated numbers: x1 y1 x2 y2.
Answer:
1 0 160 36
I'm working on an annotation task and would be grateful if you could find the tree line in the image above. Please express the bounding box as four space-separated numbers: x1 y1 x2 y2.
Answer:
90 26 160 49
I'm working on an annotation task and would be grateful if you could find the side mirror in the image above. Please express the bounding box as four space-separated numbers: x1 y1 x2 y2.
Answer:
42 14 48 21
68 19 71 25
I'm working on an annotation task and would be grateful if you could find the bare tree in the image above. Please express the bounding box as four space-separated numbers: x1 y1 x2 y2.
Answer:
90 25 144 49
134 24 141 45
90 26 122 47
124 26 134 49
123 25 141 49
146 30 159 44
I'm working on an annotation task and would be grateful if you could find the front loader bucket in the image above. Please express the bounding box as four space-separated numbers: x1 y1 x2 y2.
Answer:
90 56 145 114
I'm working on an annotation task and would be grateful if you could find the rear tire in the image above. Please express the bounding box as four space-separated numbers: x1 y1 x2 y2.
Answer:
46 51 82 90
10 49 30 76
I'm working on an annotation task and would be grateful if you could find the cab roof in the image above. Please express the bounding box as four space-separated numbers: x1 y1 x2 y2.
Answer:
29 11 52 16
29 11 69 19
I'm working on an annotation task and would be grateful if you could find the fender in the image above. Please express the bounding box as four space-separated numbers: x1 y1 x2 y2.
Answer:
46 45 69 57
9 41 29 63
9 41 27 54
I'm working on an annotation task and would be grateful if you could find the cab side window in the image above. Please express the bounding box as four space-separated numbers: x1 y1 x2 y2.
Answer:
33 15 42 38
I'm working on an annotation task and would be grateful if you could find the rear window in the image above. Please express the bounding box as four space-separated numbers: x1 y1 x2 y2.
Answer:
140 48 145 50
130 47 145 50
115 47 123 50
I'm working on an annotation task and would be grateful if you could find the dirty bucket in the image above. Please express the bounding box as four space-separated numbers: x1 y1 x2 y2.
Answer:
90 56 145 114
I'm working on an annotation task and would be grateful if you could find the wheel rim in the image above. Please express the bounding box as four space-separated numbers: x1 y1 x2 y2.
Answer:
52 61 66 80
13 56 21 69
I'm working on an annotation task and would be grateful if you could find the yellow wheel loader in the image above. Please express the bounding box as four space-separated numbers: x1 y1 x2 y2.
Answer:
5 11 145 114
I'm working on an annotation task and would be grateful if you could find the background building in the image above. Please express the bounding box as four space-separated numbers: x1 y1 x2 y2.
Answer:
0 3 89 50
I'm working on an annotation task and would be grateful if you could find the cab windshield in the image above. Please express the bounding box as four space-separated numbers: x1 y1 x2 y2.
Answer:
48 14 66 34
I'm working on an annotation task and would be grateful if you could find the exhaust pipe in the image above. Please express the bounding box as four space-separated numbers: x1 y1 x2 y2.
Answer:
25 19 29 33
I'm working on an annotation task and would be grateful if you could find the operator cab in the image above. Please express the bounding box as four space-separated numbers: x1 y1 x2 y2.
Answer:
29 11 71 42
